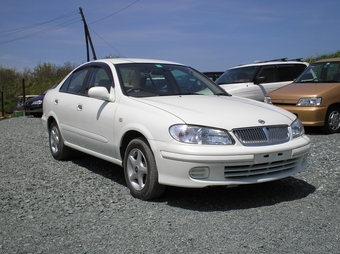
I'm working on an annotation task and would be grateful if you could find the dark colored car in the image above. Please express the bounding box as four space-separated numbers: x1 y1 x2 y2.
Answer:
14 95 38 111
24 84 58 117
24 93 45 117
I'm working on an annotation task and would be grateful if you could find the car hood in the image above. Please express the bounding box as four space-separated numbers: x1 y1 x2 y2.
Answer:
134 95 295 129
25 94 45 104
267 82 340 103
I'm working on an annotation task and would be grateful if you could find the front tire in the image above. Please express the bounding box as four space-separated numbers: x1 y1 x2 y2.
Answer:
49 121 71 160
123 137 165 200
321 106 340 134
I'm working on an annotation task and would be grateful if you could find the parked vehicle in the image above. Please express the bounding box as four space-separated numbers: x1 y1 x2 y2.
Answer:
265 58 340 133
24 93 45 117
42 58 310 200
24 84 58 117
202 71 224 81
216 58 308 101
14 95 38 111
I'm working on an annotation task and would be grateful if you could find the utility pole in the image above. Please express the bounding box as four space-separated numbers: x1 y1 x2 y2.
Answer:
79 7 97 62
0 79 4 117
1 91 3 118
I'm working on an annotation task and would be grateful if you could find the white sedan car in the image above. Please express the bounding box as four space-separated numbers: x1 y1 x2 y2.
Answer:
42 58 311 200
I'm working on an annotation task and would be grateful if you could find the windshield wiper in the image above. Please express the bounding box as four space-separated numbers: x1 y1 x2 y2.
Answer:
215 92 230 96
299 79 322 83
217 82 233 85
160 92 230 96
170 92 200 96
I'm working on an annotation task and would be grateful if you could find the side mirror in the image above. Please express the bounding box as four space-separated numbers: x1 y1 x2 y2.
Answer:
88 87 115 102
254 76 266 85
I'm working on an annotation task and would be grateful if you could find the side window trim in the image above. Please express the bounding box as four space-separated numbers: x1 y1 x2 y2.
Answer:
84 64 114 94
59 66 91 95
59 62 114 95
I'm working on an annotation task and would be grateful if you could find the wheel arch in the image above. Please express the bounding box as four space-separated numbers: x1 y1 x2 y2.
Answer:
120 130 149 162
46 115 57 131
327 102 340 110
322 103 340 133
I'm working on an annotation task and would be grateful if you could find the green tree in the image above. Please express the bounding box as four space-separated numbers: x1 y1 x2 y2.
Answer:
0 61 77 115
0 67 22 113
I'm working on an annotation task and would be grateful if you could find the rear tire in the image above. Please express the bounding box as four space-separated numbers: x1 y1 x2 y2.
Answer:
321 106 340 134
123 137 165 200
49 121 71 160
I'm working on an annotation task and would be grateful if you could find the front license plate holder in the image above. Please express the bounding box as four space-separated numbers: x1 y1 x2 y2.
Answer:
254 150 292 164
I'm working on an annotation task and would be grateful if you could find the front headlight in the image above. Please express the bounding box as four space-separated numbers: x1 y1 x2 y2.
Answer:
31 100 43 105
297 97 321 106
264 96 272 104
291 118 304 138
169 125 234 145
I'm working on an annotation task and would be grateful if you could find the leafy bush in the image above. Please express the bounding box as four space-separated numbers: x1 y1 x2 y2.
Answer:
0 61 77 114
304 50 340 64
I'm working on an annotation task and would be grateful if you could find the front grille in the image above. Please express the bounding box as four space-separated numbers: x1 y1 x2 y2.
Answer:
233 125 289 146
224 157 302 179
272 102 297 106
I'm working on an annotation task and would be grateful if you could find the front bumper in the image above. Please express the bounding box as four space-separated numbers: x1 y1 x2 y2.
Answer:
272 104 327 127
25 107 43 115
152 135 311 188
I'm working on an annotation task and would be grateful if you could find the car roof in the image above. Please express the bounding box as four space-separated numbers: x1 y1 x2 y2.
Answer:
203 71 224 75
229 59 308 70
315 57 340 63
86 58 184 66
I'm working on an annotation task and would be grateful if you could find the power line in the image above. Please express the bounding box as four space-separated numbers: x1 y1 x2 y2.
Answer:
0 17 81 45
90 0 140 25
0 1 140 53
86 0 141 57
0 11 79 36
89 27 125 57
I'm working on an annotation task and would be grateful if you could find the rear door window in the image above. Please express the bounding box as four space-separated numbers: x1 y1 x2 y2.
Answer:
257 66 277 83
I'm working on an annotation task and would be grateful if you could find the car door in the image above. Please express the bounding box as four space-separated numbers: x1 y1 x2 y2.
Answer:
54 67 91 145
254 66 278 101
73 64 117 158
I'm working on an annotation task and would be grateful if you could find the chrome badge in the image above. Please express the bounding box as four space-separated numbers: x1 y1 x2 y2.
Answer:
258 119 265 124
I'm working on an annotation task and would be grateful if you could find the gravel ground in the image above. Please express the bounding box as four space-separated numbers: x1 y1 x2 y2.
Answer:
0 117 339 253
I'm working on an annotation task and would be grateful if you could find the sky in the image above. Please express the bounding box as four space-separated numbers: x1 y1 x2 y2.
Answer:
1 0 339 73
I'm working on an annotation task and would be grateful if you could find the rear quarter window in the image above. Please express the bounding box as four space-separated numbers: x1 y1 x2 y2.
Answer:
294 64 307 75
277 65 297 81
257 66 277 83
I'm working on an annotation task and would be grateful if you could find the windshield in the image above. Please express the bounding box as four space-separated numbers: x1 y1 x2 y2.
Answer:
295 61 340 83
116 63 228 97
215 66 259 85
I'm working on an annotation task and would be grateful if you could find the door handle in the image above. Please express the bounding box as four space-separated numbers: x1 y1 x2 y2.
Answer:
54 99 58 105
77 104 83 111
